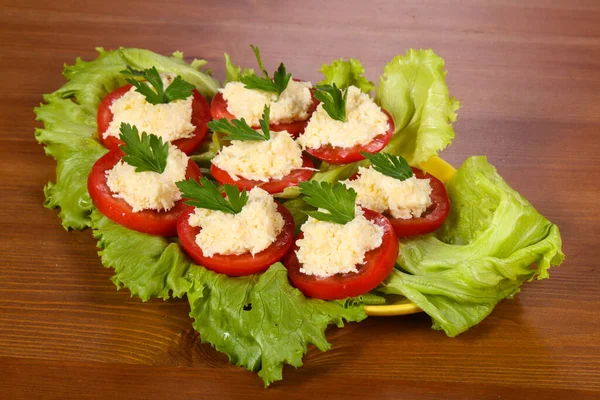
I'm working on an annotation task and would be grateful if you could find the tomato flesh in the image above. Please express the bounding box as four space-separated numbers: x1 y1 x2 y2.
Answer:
210 153 314 194
97 84 211 155
210 80 318 138
304 109 395 165
283 208 399 300
388 167 450 237
177 204 295 276
87 150 202 236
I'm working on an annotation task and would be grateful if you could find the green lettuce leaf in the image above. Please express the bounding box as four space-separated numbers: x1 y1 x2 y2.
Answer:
375 49 460 167
224 53 255 83
379 156 564 337
35 47 219 230
187 263 366 386
91 209 192 300
319 58 374 93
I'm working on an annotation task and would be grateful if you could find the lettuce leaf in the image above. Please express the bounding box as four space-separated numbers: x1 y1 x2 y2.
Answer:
375 49 460 167
223 53 254 83
187 263 366 386
319 58 374 93
380 156 564 337
91 209 192 300
35 47 220 230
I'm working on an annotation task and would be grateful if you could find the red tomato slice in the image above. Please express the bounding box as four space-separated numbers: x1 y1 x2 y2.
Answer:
387 167 450 237
87 150 202 236
177 203 295 276
97 84 211 155
210 80 318 138
283 208 399 300
210 153 314 194
304 109 395 164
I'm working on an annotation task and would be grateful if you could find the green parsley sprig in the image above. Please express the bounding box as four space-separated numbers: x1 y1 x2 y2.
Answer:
360 152 413 181
240 45 291 98
299 181 357 225
121 66 195 105
208 105 271 141
118 123 169 174
313 83 348 122
176 177 248 214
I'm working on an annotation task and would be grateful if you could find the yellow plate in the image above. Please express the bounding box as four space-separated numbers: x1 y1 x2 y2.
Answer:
364 156 456 317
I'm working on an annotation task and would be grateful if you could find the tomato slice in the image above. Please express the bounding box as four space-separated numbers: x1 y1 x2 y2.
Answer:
177 203 295 276
87 150 202 236
304 109 395 164
97 84 211 155
210 153 314 194
210 80 319 138
283 208 399 300
388 167 450 237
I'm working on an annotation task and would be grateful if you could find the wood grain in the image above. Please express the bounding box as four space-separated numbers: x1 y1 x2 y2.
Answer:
1 0 599 398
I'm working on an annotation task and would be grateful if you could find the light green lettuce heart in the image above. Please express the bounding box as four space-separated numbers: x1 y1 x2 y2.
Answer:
376 49 460 167
380 156 564 337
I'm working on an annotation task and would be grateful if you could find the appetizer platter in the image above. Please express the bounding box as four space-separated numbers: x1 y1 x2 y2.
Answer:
35 46 564 386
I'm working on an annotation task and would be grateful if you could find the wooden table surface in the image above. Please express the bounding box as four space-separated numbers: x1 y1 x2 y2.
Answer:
1 0 599 398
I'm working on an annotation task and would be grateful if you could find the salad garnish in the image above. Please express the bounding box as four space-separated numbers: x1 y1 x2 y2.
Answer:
360 151 413 181
313 83 348 122
176 176 249 214
208 105 271 141
299 181 357 224
240 45 291 98
118 123 169 173
121 66 195 105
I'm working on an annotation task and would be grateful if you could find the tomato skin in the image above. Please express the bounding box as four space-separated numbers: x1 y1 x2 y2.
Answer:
177 203 295 276
304 109 395 165
87 150 202 236
97 85 211 155
388 167 450 237
283 208 399 300
210 153 314 194
209 80 319 138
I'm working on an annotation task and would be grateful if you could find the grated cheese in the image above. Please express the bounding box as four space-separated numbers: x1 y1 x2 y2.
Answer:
297 85 388 149
295 207 384 278
188 188 284 257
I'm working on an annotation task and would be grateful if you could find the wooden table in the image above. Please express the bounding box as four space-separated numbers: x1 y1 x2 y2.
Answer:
1 0 599 398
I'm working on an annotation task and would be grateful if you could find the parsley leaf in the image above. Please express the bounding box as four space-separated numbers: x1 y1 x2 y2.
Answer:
360 151 413 181
164 75 196 102
121 66 194 105
314 83 348 122
240 45 291 98
272 63 292 96
207 105 271 141
250 44 270 79
176 177 248 214
118 123 169 174
299 181 356 225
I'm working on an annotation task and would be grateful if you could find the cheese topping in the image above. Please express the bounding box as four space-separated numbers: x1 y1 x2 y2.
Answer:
295 208 384 278
212 131 303 182
188 188 284 257
297 86 389 149
104 74 196 142
220 80 313 126
105 145 188 212
343 167 433 219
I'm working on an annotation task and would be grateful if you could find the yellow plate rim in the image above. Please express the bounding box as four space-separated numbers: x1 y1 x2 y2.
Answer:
365 156 456 317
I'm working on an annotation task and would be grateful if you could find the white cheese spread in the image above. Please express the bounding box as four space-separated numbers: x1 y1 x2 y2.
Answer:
295 207 384 278
220 79 313 126
343 167 432 219
104 74 195 142
105 145 189 212
212 131 303 182
188 188 284 257
297 85 389 149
